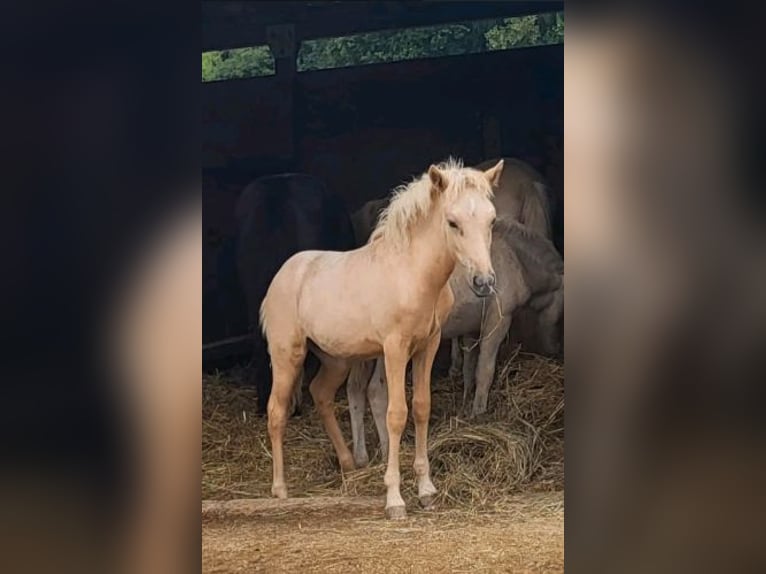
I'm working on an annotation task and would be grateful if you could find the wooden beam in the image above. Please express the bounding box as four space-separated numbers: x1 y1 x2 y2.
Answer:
203 1 563 52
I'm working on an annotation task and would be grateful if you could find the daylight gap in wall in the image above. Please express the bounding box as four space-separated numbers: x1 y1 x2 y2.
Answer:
202 45 275 83
201 11 563 82
298 11 564 72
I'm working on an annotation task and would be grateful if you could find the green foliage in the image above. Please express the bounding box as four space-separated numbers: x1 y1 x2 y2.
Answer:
201 46 274 82
485 13 564 50
297 19 499 72
202 12 564 82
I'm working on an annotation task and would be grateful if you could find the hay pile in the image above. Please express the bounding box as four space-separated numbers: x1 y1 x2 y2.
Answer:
202 345 563 510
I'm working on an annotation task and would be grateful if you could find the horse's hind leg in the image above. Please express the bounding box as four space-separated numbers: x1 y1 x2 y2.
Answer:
267 339 307 499
347 360 374 467
310 359 354 472
250 332 271 414
472 313 513 418
367 358 390 459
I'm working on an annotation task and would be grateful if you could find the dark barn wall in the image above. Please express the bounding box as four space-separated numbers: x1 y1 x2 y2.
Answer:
202 44 563 344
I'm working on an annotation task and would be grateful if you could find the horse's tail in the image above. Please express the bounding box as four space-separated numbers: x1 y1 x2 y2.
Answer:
521 180 553 239
258 282 305 415
258 292 270 340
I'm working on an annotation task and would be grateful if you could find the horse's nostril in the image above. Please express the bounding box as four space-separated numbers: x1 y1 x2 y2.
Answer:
473 274 494 289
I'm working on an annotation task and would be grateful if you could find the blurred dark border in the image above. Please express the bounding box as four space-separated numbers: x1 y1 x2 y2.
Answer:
0 1 199 573
566 2 766 573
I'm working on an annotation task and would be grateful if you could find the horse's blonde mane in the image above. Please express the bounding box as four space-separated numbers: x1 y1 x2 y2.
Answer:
369 158 494 247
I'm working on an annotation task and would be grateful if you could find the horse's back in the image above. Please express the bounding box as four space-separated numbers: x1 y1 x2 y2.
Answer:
497 221 564 354
259 249 330 343
475 157 551 238
500 220 563 291
265 248 355 310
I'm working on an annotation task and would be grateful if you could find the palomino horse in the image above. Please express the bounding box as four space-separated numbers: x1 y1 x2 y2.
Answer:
347 218 564 466
349 158 553 377
260 158 502 519
235 173 356 414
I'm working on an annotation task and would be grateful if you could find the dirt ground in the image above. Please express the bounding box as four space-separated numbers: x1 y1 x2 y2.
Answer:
202 491 563 573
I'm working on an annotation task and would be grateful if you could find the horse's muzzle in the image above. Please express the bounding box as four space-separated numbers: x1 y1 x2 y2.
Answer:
471 273 495 297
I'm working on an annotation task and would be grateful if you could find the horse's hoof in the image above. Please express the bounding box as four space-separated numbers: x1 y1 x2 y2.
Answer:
339 457 356 473
471 404 488 419
419 495 437 510
385 505 407 520
353 453 369 468
271 485 288 499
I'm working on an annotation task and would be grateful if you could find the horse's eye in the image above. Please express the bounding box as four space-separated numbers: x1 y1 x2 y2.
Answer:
448 220 459 230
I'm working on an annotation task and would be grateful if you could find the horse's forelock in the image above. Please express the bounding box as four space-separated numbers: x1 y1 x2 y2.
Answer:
370 160 493 247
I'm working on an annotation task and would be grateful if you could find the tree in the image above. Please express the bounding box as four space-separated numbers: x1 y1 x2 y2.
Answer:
202 46 274 82
202 12 564 81
485 13 564 51
296 19 505 72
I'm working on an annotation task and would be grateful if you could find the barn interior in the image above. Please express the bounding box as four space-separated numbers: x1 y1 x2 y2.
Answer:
202 0 564 356
202 6 565 562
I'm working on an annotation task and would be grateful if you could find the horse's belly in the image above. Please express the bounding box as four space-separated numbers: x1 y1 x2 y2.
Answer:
302 301 383 359
307 330 381 360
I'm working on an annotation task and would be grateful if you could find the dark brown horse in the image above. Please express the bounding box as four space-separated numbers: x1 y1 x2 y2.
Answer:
235 173 356 413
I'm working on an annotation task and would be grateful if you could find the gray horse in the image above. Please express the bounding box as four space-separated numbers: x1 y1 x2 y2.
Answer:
346 217 564 466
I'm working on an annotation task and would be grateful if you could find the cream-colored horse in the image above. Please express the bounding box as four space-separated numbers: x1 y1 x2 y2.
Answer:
260 158 502 519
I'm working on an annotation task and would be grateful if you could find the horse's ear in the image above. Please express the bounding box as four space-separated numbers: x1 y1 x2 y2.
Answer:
428 164 448 194
484 159 504 188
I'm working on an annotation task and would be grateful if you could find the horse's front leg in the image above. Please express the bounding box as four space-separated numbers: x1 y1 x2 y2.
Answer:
449 337 463 378
411 330 441 509
460 336 479 415
472 313 513 417
382 338 409 520
537 290 564 357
